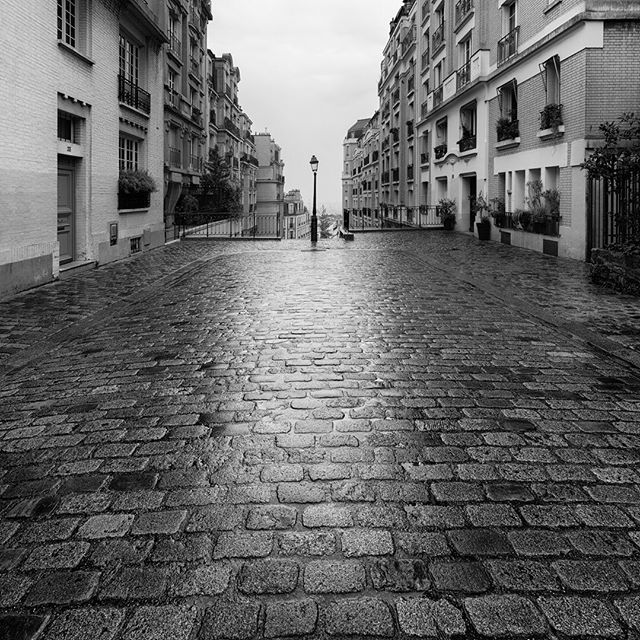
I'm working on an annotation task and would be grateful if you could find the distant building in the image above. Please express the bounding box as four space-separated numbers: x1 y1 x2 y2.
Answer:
1 0 167 299
163 0 212 224
255 133 285 237
206 52 258 235
347 0 640 260
283 190 310 239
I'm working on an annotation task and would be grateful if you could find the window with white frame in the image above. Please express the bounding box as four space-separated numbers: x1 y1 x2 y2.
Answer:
57 0 88 52
119 34 139 85
119 136 140 170
504 0 517 34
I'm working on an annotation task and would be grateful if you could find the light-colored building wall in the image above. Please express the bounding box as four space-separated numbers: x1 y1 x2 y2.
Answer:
255 133 285 237
349 0 640 260
284 189 310 239
1 0 166 300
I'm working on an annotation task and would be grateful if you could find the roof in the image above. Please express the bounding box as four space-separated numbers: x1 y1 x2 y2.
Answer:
346 119 371 140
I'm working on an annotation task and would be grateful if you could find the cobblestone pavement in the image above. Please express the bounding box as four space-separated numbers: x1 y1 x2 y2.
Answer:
1 232 640 639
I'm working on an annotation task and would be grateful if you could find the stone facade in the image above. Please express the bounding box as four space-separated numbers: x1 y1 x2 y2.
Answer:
255 133 285 238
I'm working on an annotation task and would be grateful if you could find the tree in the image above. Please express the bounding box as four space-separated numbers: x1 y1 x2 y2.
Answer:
199 147 243 216
581 112 640 182
319 206 334 238
582 113 640 247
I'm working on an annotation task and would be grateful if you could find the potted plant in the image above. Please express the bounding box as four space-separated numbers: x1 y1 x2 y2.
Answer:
118 169 157 209
475 192 491 240
437 198 457 230
514 207 531 230
496 117 520 142
540 104 563 130
542 187 560 235
489 197 506 227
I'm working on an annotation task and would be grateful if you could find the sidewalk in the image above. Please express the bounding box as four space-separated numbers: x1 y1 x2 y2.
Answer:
1 231 639 639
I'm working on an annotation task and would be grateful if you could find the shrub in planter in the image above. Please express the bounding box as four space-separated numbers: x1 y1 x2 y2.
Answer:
437 198 457 230
489 197 506 227
540 103 563 130
496 117 520 141
118 169 157 194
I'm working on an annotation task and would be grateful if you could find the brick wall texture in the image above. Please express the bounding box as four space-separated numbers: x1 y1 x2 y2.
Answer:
1 0 165 297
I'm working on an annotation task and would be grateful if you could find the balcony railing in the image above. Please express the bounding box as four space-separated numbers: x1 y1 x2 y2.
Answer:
458 134 476 152
223 117 241 138
455 0 474 25
118 75 151 114
498 26 519 65
433 85 443 107
432 23 445 51
434 143 447 160
456 61 471 90
402 25 417 53
169 146 181 167
420 152 430 165
166 87 179 108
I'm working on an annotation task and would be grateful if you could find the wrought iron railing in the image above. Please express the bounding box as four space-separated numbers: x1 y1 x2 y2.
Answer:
432 23 445 50
169 146 181 167
223 117 241 138
498 26 519 65
434 144 447 160
455 0 474 25
458 135 476 152
493 211 560 236
457 61 471 90
118 75 151 114
433 85 443 107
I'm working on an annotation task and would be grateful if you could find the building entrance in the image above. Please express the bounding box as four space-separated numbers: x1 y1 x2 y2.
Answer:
57 166 75 264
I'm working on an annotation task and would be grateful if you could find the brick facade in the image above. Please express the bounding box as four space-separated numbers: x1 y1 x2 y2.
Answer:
1 0 167 299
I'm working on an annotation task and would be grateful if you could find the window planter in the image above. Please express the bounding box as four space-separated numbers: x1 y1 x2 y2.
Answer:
118 191 151 210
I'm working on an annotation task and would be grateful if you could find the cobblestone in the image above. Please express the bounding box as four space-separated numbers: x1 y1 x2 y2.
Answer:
2 235 640 638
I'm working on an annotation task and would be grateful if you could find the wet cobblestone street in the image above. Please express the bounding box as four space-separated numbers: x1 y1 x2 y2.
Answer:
1 232 640 639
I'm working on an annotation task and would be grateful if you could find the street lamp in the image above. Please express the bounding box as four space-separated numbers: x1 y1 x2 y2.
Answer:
310 155 319 243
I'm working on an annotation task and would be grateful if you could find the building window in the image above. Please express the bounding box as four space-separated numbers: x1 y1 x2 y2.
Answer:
543 55 560 105
57 0 76 46
57 0 88 52
119 136 139 170
459 102 477 151
498 1 519 65
119 35 139 85
497 80 519 140
58 111 77 143
168 13 181 54
434 118 448 159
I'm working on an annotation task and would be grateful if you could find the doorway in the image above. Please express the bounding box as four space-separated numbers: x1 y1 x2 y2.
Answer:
463 175 477 232
57 167 75 264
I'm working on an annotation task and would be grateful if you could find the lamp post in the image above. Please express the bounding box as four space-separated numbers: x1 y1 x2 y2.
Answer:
310 155 318 243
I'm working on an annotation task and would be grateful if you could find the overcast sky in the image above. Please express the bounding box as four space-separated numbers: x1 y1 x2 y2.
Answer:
207 1 398 214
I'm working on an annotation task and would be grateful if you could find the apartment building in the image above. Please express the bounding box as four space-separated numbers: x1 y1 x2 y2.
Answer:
378 0 420 225
1 0 167 299
255 133 285 237
163 0 212 223
346 0 640 260
283 190 311 239
206 52 258 234
342 119 371 225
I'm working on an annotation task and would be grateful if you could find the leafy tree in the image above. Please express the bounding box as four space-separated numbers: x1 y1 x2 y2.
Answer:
582 112 640 181
199 147 242 216
319 206 334 238
582 113 640 247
